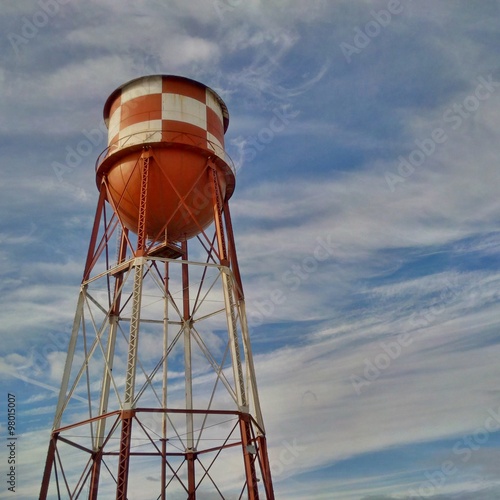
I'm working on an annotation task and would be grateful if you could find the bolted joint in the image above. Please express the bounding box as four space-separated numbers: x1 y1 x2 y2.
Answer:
121 409 135 420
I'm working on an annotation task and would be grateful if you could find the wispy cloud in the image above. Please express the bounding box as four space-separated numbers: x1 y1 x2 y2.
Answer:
2 1 500 498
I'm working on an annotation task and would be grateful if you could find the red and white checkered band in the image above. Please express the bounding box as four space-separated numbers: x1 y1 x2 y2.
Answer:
106 75 226 159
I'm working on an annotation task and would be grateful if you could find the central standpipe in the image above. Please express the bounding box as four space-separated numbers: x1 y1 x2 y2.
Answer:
40 75 275 499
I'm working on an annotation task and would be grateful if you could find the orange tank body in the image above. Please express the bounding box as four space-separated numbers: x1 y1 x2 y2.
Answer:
96 75 234 242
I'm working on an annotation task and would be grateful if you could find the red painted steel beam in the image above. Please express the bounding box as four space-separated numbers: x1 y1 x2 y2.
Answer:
83 184 107 281
240 414 260 499
39 433 58 500
257 435 275 500
116 411 134 500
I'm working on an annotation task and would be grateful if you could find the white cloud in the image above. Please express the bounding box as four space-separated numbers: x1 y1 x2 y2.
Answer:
254 299 500 487
2 2 500 498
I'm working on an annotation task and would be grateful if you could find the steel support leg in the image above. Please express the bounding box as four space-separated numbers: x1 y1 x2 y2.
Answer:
116 411 134 499
39 433 58 499
257 435 275 500
240 414 259 500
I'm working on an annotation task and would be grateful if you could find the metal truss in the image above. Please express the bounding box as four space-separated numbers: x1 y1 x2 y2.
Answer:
40 147 275 499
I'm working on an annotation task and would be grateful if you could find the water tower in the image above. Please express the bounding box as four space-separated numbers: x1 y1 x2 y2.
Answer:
40 75 275 499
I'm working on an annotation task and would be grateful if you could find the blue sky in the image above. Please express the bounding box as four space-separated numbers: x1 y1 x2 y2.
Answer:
1 0 500 498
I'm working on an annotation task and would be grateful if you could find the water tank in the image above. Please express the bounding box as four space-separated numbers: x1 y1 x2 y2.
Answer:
96 75 235 243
